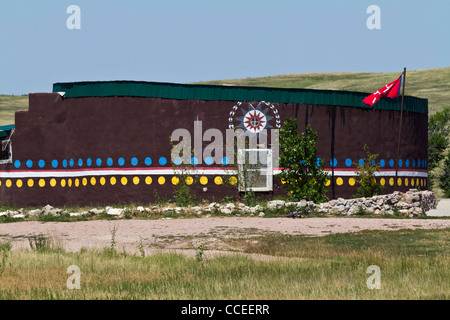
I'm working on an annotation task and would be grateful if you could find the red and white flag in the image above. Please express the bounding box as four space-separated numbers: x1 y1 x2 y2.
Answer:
363 75 402 106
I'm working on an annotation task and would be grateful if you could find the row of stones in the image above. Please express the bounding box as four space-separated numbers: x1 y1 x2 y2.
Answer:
0 190 437 220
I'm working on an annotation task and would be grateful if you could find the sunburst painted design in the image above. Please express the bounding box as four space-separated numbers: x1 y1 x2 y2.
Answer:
244 110 267 133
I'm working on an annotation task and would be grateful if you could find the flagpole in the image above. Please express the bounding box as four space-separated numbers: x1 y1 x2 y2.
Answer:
395 68 406 180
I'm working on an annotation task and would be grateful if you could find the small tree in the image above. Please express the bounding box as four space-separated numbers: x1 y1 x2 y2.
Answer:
353 144 384 198
428 107 450 171
439 153 450 198
278 119 328 203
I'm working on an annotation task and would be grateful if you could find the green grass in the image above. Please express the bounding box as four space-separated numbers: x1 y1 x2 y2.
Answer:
0 228 448 299
0 94 28 126
194 67 450 115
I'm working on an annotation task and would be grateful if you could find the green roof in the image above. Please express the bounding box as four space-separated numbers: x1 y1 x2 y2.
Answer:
52 80 428 114
0 124 14 138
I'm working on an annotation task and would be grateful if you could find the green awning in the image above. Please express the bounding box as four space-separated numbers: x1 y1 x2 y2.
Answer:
0 124 14 138
53 80 429 114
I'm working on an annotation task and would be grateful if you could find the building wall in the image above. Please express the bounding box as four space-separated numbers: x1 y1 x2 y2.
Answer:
0 93 428 206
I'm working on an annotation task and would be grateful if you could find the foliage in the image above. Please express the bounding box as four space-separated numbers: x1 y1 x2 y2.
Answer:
353 144 384 198
278 119 328 203
28 235 51 252
428 107 450 171
0 241 12 275
439 153 450 198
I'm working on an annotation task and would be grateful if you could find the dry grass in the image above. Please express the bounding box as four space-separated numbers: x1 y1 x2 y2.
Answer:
0 228 448 300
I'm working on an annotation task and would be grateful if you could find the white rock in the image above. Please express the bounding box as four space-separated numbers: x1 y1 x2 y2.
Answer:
267 200 285 210
107 208 124 216
136 206 145 212
258 212 265 217
69 212 82 217
12 214 25 219
220 208 232 214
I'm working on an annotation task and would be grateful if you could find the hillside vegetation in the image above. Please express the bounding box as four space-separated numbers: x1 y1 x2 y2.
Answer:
1 67 448 126
195 67 450 115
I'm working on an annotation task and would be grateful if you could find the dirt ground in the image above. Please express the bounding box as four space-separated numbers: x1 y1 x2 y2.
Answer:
1 216 450 259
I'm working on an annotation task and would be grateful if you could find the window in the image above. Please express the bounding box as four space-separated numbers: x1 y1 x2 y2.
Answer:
237 148 273 192
0 129 13 164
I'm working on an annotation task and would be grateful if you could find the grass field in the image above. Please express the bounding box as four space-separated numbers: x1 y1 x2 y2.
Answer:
195 67 450 115
1 67 449 126
0 228 448 299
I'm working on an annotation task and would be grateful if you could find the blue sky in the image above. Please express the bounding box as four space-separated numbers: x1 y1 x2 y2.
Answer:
1 0 449 95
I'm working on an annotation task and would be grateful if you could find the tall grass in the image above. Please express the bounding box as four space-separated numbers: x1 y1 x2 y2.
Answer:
0 228 448 300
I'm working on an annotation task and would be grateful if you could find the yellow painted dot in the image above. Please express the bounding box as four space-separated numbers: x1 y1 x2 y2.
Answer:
133 177 140 185
50 179 57 187
416 178 419 187
39 179 45 187
397 178 402 186
348 178 356 186
171 176 179 185
100 177 106 185
27 179 34 187
0 180 1 187
145 176 152 185
424 179 427 187
389 178 394 186
185 176 193 185
75 178 80 187
6 180 12 188
336 177 343 186
16 179 23 188
380 178 385 186
91 177 96 186
68 179 73 187
158 176 165 185
82 178 87 186
411 178 415 187
61 179 66 187
325 179 331 187
405 178 409 187
229 176 237 186
200 176 208 185
121 177 128 185
281 178 287 184
214 176 223 185
110 177 117 185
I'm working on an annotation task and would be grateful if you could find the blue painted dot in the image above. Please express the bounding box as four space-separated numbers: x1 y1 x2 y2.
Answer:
191 157 199 166
418 160 421 168
330 159 337 167
107 158 113 166
173 157 182 166
424 160 427 168
14 160 21 168
300 160 306 166
86 158 92 167
205 157 213 165
412 160 416 168
144 157 152 166
69 159 74 167
370 160 375 166
405 159 409 168
345 159 352 167
38 160 45 168
317 158 323 167
359 159 365 166
26 160 33 168
118 157 125 166
159 157 167 165
52 160 58 168
398 159 403 168
96 158 102 166
389 159 394 167
63 160 68 168
222 157 229 165
380 159 385 168
131 157 138 166
78 158 83 167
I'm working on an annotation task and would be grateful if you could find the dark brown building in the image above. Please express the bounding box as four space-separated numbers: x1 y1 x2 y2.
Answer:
0 81 428 206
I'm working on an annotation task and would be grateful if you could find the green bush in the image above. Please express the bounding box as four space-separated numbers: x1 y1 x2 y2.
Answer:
278 119 328 203
439 153 450 198
353 144 384 198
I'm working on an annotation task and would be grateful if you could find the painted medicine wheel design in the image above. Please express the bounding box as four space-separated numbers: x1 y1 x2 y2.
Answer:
228 101 281 134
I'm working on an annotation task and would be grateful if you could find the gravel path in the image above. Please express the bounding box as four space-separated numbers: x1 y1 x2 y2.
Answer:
1 217 449 258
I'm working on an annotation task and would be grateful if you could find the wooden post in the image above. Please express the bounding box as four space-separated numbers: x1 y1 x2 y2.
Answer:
395 68 406 179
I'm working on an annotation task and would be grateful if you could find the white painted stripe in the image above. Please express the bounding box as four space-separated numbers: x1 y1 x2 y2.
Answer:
0 168 428 178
